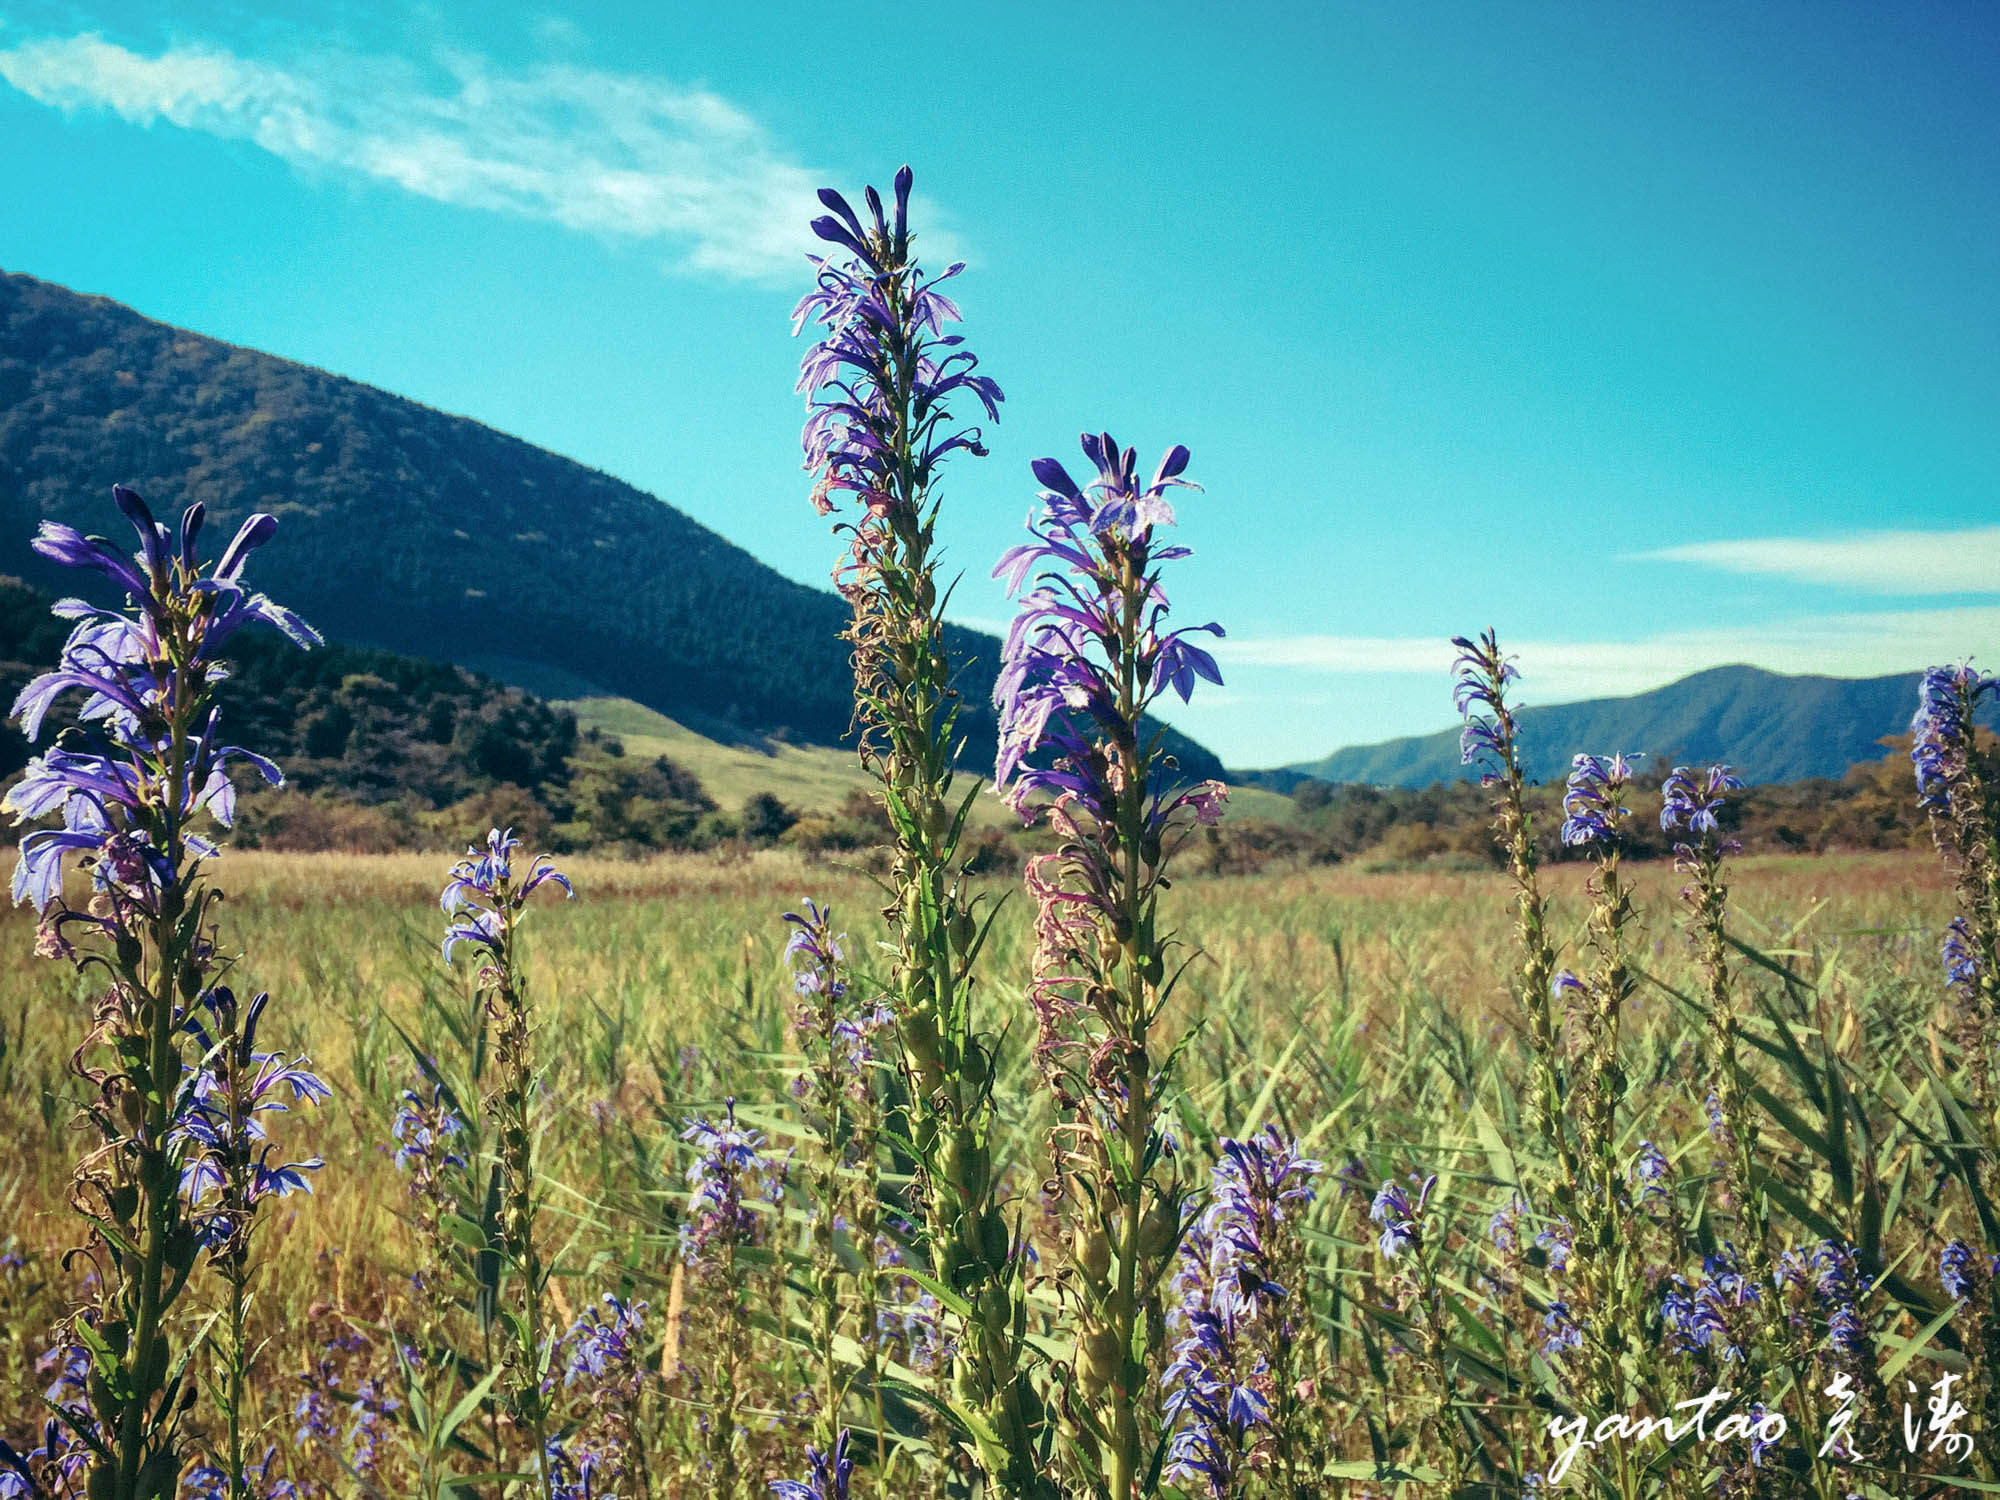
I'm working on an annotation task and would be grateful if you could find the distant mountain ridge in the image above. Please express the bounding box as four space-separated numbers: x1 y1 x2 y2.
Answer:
1254 665 1985 790
0 271 1225 784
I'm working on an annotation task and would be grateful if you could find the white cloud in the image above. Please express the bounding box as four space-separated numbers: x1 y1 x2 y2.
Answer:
0 31 863 282
1633 525 2000 594
1219 605 2000 703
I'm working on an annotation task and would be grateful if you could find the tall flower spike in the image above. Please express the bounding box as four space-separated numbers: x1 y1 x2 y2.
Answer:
1451 632 1520 781
997 433 1226 1499
1449 632 1581 1232
681 1100 770 1493
993 432 1223 821
1912 663 1993 813
1561 749 1647 1419
439 826 574 1500
793 172 1041 1493
1165 1130 1324 1498
1664 759 1778 1341
681 1101 769 1271
782 900 890 1451
1908 663 2000 1201
1365 1174 1466 1487
4 487 314 1500
554 1295 651 1498
173 986 331 1251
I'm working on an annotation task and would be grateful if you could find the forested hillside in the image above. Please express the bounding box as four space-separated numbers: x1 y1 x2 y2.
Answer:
0 270 1226 783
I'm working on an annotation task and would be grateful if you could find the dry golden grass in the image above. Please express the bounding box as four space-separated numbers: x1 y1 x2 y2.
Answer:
0 845 1966 1485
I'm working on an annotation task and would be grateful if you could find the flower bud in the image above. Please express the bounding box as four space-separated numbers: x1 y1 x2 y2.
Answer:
1078 1324 1120 1395
1139 1197 1178 1259
1072 1224 1111 1283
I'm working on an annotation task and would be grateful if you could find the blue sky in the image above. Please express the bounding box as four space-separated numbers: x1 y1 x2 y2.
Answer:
1 1 1997 766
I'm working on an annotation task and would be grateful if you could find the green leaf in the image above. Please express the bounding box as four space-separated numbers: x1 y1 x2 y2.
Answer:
1239 1031 1302 1137
1878 1298 1962 1383
436 1364 506 1450
895 1267 976 1322
1322 1458 1445 1482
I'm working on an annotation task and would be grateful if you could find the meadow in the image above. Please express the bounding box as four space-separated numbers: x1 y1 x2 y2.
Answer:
1 845 1989 1496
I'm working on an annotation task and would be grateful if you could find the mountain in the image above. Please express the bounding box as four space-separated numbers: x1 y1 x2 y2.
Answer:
1256 665 1974 790
0 271 1224 784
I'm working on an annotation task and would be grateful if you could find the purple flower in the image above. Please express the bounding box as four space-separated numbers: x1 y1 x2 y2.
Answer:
1703 1089 1733 1148
1941 1239 1996 1301
1451 631 1520 777
393 1080 469 1172
546 1434 607 1500
1540 1300 1584 1359
793 167 1000 546
1211 1128 1323 1237
1911 663 1992 811
1807 1240 1875 1361
345 1379 396 1477
1535 1219 1573 1274
1369 1177 1431 1260
681 1100 770 1269
440 827 574 965
171 986 329 1250
1550 970 1586 1012
1164 1129 1319 1496
180 1446 299 1500
770 1430 853 1500
0 1418 91 1500
5 487 310 916
1560 753 1637 848
1660 764 1744 851
294 1383 340 1449
1631 1140 1672 1205
0 1344 98 1499
1942 917 1983 998
783 899 847 1001
564 1295 647 1387
992 432 1223 825
1661 1247 1757 1363
39 1342 89 1408
1745 1405 1781 1467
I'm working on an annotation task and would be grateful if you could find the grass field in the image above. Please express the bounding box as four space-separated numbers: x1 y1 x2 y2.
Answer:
559 696 1304 828
0 844 1983 1496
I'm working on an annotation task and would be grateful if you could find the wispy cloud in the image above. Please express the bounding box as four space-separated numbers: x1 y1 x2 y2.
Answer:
0 30 845 282
1220 605 2000 703
1633 525 2000 594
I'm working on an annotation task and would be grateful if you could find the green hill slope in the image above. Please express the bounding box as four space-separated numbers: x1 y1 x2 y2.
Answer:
0 270 1225 784
1257 664 1993 789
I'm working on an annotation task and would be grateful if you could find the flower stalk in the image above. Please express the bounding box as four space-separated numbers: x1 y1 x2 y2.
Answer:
5 486 314 1500
1913 664 2000 1197
1451 633 1580 1220
681 1102 771 1499
441 829 575 1500
996 432 1226 1499
793 166 1041 1491
1555 753 1643 1425
784 901 890 1453
176 985 329 1499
